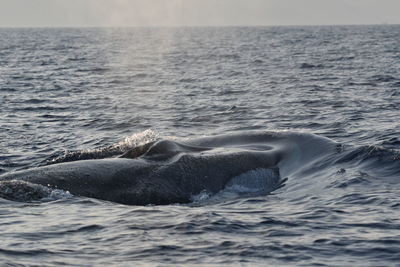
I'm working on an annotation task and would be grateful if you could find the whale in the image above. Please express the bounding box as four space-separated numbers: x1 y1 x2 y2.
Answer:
0 131 337 205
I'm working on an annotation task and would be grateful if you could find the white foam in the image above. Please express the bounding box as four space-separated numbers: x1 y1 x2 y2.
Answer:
41 189 73 201
49 129 161 163
190 189 212 203
111 129 159 151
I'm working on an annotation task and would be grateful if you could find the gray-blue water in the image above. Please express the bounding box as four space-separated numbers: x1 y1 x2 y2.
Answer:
1 26 400 266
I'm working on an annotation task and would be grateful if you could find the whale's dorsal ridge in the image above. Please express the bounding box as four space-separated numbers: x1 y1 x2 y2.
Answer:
120 139 211 160
143 140 211 160
119 141 157 159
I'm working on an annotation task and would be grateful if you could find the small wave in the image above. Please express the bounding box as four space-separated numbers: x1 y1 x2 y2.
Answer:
67 56 86 62
13 106 69 112
0 248 55 257
76 67 110 73
21 98 47 104
327 56 355 62
0 88 16 92
335 145 400 178
370 74 397 83
337 144 400 162
300 63 324 69
179 78 198 83
390 82 400 89
131 73 148 79
253 59 264 64
380 137 400 149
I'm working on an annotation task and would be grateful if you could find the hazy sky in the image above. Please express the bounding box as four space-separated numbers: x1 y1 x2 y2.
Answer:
0 0 399 27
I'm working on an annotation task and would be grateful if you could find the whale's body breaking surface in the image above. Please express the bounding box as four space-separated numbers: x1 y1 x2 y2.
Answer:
0 131 337 205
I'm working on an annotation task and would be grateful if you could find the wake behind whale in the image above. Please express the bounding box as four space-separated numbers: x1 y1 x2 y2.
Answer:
0 131 338 205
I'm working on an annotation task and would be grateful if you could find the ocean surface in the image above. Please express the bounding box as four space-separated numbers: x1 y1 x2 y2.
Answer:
0 25 399 266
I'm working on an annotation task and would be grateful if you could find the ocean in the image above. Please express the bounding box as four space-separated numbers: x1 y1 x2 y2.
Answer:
0 25 399 266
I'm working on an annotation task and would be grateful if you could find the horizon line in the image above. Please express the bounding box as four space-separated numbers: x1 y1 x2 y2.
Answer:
0 22 398 29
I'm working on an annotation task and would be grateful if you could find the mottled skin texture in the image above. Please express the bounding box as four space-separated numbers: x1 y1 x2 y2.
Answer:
0 131 336 205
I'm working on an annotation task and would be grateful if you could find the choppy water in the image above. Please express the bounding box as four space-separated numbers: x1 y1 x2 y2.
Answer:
1 26 400 266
